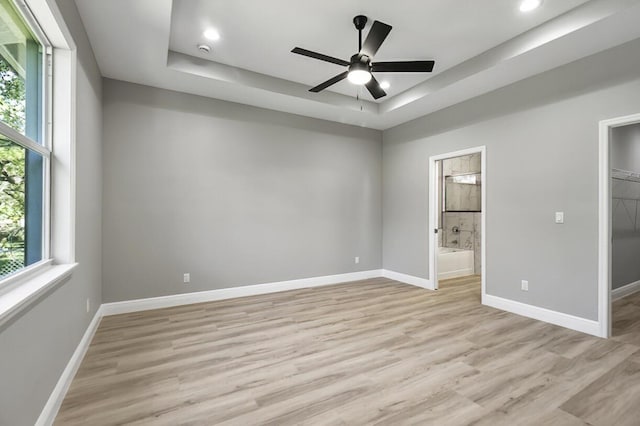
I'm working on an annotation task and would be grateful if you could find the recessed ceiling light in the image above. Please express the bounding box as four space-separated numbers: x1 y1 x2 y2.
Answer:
203 28 220 41
519 0 542 12
380 81 390 90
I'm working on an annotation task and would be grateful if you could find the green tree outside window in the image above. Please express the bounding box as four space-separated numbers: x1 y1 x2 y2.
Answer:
0 55 27 277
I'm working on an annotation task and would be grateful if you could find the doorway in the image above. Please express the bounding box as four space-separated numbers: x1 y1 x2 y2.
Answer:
429 147 486 300
600 116 640 339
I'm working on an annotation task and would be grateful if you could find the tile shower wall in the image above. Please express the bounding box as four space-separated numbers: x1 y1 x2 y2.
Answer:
443 153 481 176
443 212 482 274
441 153 482 275
444 153 481 212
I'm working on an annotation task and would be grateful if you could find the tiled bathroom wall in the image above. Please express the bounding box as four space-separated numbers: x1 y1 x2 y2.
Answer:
444 153 481 212
442 153 481 176
443 212 482 274
441 152 483 275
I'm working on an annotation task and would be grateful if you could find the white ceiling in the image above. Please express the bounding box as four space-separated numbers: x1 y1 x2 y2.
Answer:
75 0 640 130
169 0 588 100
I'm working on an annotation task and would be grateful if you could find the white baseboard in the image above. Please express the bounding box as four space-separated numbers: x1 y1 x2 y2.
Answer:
102 270 384 316
483 294 602 337
382 269 434 290
35 305 104 426
612 279 640 301
437 268 474 280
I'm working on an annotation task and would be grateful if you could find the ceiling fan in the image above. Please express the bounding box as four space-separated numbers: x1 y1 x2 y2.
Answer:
291 15 435 100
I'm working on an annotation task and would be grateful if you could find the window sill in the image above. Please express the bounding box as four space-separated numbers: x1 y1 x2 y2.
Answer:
0 263 78 328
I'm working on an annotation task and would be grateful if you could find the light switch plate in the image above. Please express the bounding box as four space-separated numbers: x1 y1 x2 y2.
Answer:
555 212 564 224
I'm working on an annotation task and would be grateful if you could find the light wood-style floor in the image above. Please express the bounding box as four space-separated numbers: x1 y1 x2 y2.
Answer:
55 276 640 425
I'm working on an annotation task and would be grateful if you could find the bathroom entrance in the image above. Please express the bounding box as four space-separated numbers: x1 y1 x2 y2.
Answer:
429 147 486 295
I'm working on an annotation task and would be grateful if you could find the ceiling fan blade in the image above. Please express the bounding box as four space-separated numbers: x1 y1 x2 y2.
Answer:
309 71 349 92
360 20 392 58
365 76 386 100
292 47 350 67
372 60 435 73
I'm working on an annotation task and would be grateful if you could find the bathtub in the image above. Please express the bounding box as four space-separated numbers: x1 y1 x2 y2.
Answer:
438 247 474 280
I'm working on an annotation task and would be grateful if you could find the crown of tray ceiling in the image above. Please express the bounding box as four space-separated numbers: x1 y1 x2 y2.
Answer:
75 0 640 129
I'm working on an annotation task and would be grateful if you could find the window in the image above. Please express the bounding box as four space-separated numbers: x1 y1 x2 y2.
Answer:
0 0 49 281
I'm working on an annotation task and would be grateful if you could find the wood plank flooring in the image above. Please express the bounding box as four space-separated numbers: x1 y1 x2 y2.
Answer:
55 276 640 425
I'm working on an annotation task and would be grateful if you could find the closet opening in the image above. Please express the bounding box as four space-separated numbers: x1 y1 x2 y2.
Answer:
610 122 640 341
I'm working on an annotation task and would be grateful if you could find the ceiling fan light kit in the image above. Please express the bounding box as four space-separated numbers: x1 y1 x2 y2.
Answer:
291 15 435 100
347 59 372 85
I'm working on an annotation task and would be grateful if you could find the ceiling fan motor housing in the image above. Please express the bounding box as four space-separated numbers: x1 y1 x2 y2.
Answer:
349 54 371 71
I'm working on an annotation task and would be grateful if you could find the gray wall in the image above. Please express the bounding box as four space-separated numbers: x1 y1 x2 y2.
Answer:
102 80 382 303
383 39 640 321
611 123 640 289
0 1 103 425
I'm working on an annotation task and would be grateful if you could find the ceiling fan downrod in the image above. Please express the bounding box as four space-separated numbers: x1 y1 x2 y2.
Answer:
353 15 368 52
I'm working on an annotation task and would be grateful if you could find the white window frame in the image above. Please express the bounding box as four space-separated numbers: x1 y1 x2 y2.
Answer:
0 0 52 283
0 0 78 326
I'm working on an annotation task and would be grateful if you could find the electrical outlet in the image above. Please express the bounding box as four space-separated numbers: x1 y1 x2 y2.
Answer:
86 298 90 313
354 257 360 264
555 212 564 224
183 273 190 283
521 280 529 291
